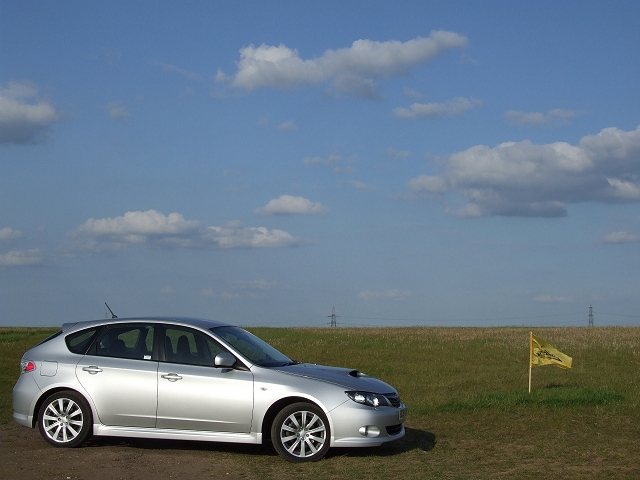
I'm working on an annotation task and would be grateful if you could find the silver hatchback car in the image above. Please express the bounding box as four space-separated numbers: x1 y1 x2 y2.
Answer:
13 317 407 462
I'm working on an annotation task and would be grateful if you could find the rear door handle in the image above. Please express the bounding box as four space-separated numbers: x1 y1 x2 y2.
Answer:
161 373 183 382
82 366 103 375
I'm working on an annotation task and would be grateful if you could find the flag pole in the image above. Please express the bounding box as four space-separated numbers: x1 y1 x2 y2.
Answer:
528 331 533 393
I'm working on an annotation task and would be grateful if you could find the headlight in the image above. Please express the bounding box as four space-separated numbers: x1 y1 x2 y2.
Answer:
345 391 391 407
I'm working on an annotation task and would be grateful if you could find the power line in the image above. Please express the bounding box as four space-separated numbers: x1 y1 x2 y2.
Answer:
328 306 337 327
323 308 639 327
339 312 584 324
597 312 640 318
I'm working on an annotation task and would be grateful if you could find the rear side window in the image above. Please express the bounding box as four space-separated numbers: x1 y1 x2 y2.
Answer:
94 324 155 360
66 328 100 355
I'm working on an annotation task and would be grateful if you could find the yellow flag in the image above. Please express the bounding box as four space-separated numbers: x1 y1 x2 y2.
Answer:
531 334 572 369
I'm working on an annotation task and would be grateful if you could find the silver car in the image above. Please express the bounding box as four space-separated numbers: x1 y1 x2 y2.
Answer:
13 317 407 462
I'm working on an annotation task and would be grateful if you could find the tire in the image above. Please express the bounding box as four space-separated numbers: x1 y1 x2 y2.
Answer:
38 391 92 447
271 402 330 462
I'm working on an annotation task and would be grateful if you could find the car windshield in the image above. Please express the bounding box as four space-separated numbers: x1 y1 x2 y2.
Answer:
211 326 293 367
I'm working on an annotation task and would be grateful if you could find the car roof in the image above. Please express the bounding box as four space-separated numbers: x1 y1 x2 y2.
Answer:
61 317 234 333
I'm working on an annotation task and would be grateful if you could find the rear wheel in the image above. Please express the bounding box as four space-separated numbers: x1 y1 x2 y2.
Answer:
38 391 92 447
271 402 330 462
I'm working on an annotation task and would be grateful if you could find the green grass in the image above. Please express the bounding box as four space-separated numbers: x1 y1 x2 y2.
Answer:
2 325 640 478
436 387 625 412
0 327 58 423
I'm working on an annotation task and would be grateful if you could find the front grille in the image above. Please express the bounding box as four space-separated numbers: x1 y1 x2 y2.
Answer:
386 424 403 436
385 393 401 408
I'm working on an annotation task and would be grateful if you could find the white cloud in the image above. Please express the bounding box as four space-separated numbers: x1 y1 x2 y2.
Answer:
150 60 202 80
200 279 279 301
0 227 22 242
71 210 303 252
74 210 199 238
200 288 240 300
232 279 278 290
359 289 410 301
407 175 448 194
535 295 575 304
333 166 355 174
393 96 483 119
255 195 329 216
505 109 580 127
303 154 358 175
303 154 341 166
0 81 60 144
0 249 43 267
181 86 196 97
217 31 467 98
403 87 423 99
444 204 483 218
101 48 122 67
106 101 130 121
602 231 640 244
386 147 411 160
407 125 640 217
204 223 300 248
350 180 377 191
278 120 297 131
332 74 380 99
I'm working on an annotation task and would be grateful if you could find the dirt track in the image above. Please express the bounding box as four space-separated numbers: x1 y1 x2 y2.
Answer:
1 422 436 480
0 422 255 480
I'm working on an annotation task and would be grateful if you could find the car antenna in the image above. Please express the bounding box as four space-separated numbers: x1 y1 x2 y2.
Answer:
105 302 118 318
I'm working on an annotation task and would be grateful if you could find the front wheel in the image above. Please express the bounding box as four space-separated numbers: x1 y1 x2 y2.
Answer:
271 402 331 462
38 391 92 447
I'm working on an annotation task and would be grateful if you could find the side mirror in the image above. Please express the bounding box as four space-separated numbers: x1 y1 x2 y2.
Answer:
214 352 236 368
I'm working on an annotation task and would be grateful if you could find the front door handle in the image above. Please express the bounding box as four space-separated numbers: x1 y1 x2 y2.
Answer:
161 373 183 382
82 366 103 375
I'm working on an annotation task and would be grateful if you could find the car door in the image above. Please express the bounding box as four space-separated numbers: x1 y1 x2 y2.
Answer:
156 325 254 433
75 323 159 428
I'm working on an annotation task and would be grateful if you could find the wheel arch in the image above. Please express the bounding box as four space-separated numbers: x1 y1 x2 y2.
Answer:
260 396 328 445
32 387 93 429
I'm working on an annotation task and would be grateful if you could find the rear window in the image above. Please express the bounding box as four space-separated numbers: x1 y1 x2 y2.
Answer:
65 328 100 355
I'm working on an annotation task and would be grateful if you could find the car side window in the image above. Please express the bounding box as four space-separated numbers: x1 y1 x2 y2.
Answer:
94 324 155 360
163 327 227 366
66 328 100 355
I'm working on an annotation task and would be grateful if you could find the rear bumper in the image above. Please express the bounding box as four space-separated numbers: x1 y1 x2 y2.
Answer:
13 412 33 428
12 374 40 428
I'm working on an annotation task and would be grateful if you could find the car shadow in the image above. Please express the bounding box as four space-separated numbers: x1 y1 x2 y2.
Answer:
82 426 435 459
326 427 436 459
83 435 275 456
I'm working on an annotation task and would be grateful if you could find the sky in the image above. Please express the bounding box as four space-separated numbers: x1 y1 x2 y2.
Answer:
1 0 639 328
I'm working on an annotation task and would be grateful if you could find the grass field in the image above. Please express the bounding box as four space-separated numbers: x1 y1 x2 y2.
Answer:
2 326 639 478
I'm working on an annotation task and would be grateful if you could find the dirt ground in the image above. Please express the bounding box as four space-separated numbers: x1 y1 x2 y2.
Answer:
0 422 436 480
0 422 258 480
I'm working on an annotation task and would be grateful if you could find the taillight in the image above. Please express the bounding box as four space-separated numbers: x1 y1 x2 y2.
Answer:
21 360 36 373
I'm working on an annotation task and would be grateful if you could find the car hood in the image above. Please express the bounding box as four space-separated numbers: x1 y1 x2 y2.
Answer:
271 363 396 393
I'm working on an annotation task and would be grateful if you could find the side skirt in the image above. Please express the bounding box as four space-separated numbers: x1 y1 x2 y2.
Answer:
93 424 262 445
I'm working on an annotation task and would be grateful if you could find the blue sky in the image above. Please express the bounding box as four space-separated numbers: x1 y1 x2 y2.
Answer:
2 0 639 327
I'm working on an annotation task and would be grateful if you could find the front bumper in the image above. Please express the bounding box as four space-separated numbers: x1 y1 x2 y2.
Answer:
329 399 407 447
